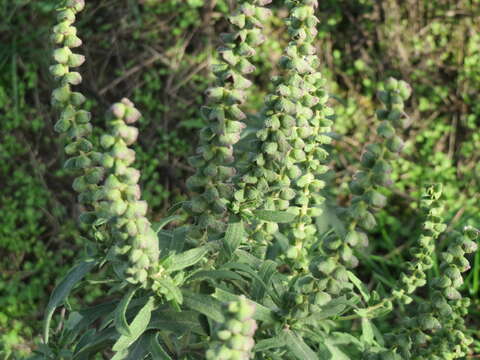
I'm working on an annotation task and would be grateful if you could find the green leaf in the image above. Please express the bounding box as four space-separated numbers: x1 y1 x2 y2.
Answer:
299 296 350 323
158 230 173 253
112 297 156 352
347 271 370 302
221 262 267 286
371 322 385 346
44 259 97 343
188 269 245 283
149 333 173 360
235 249 263 268
111 349 128 360
165 201 185 217
213 288 276 323
324 338 352 360
254 336 286 352
283 330 318 360
74 328 117 359
153 215 183 233
149 310 204 335
118 333 150 360
100 296 151 332
223 221 245 256
252 260 277 301
316 203 346 237
182 290 225 323
253 210 296 223
114 288 138 337
156 278 183 305
168 246 209 272
171 226 188 253
361 318 375 345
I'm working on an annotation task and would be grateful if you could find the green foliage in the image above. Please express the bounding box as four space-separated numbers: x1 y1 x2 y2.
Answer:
2 0 480 358
31 0 480 359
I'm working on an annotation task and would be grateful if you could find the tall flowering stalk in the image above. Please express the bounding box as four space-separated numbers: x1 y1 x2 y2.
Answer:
94 99 161 287
50 1 171 295
309 79 411 300
392 184 446 304
233 0 334 265
343 78 412 267
184 0 272 239
395 227 478 359
50 0 102 213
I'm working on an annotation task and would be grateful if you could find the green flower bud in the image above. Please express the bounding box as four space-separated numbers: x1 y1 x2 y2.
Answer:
100 134 115 149
68 53 85 67
206 87 225 101
386 135 404 153
66 0 85 13
377 121 396 139
72 176 87 192
123 168 141 185
79 212 97 225
359 211 377 231
68 123 91 138
111 102 126 119
420 314 441 330
385 77 399 91
445 266 462 281
296 173 313 187
52 85 71 104
49 64 68 77
85 167 104 184
398 81 412 100
75 155 91 168
54 118 71 133
226 319 243 335
133 268 148 284
345 231 360 247
51 32 64 44
464 225 479 240
53 47 72 64
365 190 387 208
311 256 336 276
65 72 82 85
241 319 257 336
64 34 82 48
444 287 461 300
286 246 299 259
124 106 142 124
229 13 245 28
70 92 86 106
53 21 70 35
75 110 91 123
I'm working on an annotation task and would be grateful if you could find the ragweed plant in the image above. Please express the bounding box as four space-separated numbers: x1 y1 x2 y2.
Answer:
33 0 479 359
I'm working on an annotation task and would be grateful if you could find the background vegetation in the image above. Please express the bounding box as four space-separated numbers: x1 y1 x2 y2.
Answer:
0 0 479 356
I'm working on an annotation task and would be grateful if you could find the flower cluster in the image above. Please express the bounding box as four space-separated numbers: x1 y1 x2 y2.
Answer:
93 99 161 287
50 0 102 212
395 227 478 359
393 184 446 304
50 0 163 290
184 0 272 238
342 77 412 266
234 0 333 265
308 78 411 301
206 296 257 360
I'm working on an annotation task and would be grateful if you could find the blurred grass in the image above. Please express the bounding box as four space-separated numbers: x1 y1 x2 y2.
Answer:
0 0 479 357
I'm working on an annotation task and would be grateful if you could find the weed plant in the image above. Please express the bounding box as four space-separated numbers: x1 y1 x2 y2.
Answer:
1 0 479 358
